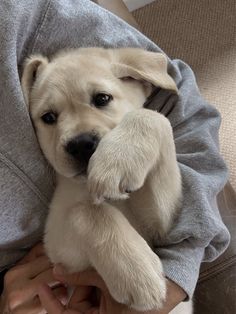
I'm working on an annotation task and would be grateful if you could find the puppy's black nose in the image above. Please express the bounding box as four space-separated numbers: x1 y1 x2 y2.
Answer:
65 133 99 164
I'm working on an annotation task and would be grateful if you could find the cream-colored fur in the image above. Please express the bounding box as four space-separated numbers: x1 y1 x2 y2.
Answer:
22 47 192 313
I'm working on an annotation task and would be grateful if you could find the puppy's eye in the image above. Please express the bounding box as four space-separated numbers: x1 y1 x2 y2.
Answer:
41 111 58 125
93 93 113 108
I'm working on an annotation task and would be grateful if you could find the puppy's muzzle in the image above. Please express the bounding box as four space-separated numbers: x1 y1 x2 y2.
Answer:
65 133 99 165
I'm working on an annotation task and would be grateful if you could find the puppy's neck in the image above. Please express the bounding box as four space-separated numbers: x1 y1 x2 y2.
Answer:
56 173 87 187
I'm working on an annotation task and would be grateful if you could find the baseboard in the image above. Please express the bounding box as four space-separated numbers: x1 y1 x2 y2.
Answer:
123 0 156 11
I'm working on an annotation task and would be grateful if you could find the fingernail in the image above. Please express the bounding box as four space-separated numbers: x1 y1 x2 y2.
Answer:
53 264 66 276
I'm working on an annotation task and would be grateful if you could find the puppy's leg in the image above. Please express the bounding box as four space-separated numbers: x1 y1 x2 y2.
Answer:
128 110 182 239
68 201 166 311
88 108 181 235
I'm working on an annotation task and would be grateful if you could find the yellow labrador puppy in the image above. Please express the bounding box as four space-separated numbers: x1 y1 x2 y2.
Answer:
22 48 191 313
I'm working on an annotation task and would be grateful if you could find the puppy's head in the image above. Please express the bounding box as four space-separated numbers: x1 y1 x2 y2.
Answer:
21 48 177 178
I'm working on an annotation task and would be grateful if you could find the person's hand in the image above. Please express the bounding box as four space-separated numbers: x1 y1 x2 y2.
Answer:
38 267 126 314
0 243 68 314
38 265 187 314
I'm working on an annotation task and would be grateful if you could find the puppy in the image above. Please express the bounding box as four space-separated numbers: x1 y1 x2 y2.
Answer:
22 47 192 313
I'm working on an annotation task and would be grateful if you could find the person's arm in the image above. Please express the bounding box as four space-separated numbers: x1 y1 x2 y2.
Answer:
147 58 230 298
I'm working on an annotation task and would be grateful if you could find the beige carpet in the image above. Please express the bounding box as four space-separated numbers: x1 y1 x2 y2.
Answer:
134 0 236 190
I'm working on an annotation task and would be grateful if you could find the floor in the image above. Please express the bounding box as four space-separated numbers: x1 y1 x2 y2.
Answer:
133 0 236 189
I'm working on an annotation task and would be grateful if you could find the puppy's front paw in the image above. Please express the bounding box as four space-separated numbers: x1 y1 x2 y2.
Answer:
88 153 147 203
109 249 167 311
87 137 155 203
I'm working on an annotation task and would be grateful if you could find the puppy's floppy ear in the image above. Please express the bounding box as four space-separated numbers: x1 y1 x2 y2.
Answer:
111 48 178 93
21 55 48 107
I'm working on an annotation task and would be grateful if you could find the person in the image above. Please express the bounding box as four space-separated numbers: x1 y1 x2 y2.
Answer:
0 0 230 313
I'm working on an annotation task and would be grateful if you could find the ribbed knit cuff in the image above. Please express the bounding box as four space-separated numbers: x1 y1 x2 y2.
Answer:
155 241 205 299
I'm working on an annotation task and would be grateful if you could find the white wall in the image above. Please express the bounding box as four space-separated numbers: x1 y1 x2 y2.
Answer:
123 0 156 12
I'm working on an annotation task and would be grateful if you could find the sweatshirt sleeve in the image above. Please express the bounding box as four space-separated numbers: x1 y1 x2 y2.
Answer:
149 59 230 298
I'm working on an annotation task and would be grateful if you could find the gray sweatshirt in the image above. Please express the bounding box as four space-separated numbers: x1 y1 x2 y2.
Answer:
0 0 230 298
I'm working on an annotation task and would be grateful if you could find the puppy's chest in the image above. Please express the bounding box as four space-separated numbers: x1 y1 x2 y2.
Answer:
48 178 154 244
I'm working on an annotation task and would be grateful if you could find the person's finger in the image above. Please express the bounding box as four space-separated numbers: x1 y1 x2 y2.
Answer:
38 284 65 313
33 268 60 288
38 284 82 314
5 255 51 287
14 286 68 314
69 285 92 304
17 243 45 265
68 286 93 311
70 299 92 312
25 268 61 300
7 269 60 310
53 286 68 305
25 242 45 260
10 255 51 281
11 296 47 314
53 266 107 292
87 308 99 314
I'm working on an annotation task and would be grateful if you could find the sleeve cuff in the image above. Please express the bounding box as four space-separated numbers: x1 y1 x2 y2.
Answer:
155 241 205 299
